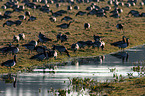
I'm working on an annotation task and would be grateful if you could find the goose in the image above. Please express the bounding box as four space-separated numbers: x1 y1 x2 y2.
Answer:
85 40 93 48
41 4 49 8
0 15 4 20
87 9 98 16
110 8 119 14
6 44 19 55
76 11 86 16
74 6 79 10
56 3 61 8
56 10 67 14
60 34 68 43
22 40 37 54
14 20 22 26
56 32 62 41
140 2 144 6
13 7 24 12
125 3 131 7
113 1 119 6
38 33 52 43
39 5 50 13
29 40 38 46
116 24 123 32
48 49 57 59
117 8 123 13
28 16 36 21
12 4 20 10
91 3 97 6
38 32 45 38
77 41 87 49
13 35 20 43
61 16 72 21
3 20 15 27
19 5 25 10
76 0 83 3
103 6 111 11
108 0 113 5
25 11 30 17
56 21 73 29
92 40 105 50
34 45 48 53
86 6 93 11
71 43 79 52
24 2 36 8
130 2 136 6
1 55 17 69
49 16 56 22
128 10 139 16
18 15 26 20
140 13 145 17
94 35 101 41
84 23 90 30
3 14 11 19
30 48 48 61
22 43 36 54
96 13 107 18
4 11 13 16
117 38 129 50
0 43 12 55
38 37 52 43
50 10 63 17
52 45 70 57
110 13 120 18
115 8 122 12
18 33 25 40
1 5 7 10
67 5 72 10
4 1 13 8
110 36 126 47
36 4 41 9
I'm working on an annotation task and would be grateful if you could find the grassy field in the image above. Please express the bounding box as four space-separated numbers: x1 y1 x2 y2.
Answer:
0 0 145 73
60 77 145 96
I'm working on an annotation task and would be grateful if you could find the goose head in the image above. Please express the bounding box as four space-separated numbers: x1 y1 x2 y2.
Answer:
18 33 25 40
29 40 37 46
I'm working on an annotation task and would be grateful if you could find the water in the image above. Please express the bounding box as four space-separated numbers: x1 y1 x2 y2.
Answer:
0 45 145 96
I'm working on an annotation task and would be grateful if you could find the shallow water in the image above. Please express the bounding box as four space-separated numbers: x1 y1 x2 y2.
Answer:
0 45 145 96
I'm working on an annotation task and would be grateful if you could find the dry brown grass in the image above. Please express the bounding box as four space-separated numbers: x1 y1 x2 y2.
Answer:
0 0 145 73
109 77 145 96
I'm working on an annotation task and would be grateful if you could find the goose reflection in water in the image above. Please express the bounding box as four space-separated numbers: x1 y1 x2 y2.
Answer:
41 64 57 74
71 55 105 65
1 73 17 88
110 52 129 63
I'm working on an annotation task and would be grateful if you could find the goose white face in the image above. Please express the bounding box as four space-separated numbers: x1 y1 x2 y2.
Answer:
54 51 57 57
13 48 19 54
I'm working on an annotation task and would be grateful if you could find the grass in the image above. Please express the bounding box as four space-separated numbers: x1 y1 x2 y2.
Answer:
0 0 145 73
46 77 145 96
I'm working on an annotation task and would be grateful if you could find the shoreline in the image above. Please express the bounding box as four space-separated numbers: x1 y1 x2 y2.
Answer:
0 44 145 74
54 44 145 64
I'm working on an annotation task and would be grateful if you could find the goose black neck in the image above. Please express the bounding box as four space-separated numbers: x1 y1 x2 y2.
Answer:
14 55 17 62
